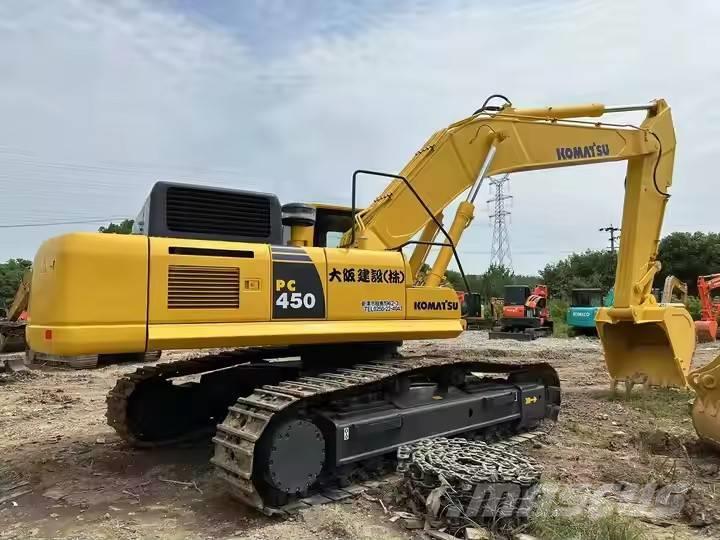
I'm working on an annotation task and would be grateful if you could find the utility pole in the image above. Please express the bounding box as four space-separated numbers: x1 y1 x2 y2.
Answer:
599 224 621 252
487 174 513 270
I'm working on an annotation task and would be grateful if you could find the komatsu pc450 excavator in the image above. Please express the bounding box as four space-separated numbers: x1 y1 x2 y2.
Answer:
27 97 714 511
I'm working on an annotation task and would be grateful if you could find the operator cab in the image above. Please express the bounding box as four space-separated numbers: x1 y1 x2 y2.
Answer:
280 202 354 248
504 285 530 306
571 288 604 308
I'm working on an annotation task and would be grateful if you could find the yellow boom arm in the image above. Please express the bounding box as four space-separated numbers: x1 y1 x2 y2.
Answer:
350 99 694 387
6 269 31 321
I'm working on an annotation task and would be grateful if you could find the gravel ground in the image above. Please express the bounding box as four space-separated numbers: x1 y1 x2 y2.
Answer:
0 335 718 539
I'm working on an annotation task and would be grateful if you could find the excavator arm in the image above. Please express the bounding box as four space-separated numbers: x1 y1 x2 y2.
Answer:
6 269 31 321
698 274 720 319
695 273 720 342
350 98 695 388
660 275 688 305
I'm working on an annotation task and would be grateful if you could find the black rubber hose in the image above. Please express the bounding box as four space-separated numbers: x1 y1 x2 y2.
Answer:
473 94 512 116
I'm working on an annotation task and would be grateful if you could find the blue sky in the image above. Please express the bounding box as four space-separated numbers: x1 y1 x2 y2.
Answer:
0 0 717 274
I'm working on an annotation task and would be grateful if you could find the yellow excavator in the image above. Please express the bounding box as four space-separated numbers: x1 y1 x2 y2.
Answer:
26 97 713 511
0 269 31 372
0 269 31 353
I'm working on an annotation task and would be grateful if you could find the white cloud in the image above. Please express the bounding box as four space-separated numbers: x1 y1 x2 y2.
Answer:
0 0 717 274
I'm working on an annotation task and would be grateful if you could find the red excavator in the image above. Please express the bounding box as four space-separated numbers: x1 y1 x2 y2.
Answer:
696 274 720 342
489 284 552 341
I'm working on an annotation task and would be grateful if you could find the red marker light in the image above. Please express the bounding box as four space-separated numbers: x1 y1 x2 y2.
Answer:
45 329 52 340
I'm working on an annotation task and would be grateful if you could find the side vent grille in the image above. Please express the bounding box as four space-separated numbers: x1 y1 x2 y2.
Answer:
166 186 272 238
168 265 239 309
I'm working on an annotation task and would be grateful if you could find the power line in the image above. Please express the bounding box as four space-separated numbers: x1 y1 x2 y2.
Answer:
0 217 129 229
599 224 621 252
487 174 513 269
461 249 577 255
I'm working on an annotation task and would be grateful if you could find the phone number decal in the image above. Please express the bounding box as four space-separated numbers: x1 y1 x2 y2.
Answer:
361 300 402 313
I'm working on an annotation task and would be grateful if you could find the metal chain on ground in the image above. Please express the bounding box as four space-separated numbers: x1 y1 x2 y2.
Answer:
397 437 543 527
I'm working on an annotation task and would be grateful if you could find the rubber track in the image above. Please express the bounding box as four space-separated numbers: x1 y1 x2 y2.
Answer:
210 356 554 514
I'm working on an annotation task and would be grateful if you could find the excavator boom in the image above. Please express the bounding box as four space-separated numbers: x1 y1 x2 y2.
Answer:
6 269 31 322
0 269 31 354
350 99 694 387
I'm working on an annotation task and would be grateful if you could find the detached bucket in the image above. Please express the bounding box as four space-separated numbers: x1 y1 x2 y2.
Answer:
695 320 718 343
689 355 720 450
597 305 696 388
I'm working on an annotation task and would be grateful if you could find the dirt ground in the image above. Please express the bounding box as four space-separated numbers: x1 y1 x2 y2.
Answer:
1 336 719 539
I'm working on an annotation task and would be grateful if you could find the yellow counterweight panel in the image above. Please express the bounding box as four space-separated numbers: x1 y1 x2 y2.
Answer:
596 304 696 387
324 248 406 320
688 354 720 450
148 237 271 324
27 232 148 355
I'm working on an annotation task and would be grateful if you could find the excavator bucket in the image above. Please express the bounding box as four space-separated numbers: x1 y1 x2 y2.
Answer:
689 354 720 450
596 305 696 388
695 320 717 343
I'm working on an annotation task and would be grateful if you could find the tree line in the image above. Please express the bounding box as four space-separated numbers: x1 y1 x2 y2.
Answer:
446 232 719 321
540 232 720 300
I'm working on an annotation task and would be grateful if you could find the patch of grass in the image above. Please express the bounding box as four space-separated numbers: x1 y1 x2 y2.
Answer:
553 319 570 338
302 506 406 540
550 299 570 338
525 497 648 540
600 388 692 423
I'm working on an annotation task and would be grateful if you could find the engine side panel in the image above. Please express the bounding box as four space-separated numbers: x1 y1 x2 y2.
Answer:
27 233 148 355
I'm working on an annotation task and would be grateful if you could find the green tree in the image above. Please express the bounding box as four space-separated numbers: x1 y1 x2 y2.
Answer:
477 264 514 299
656 232 720 294
687 295 702 320
540 249 617 300
0 258 32 310
98 219 134 234
446 264 539 297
